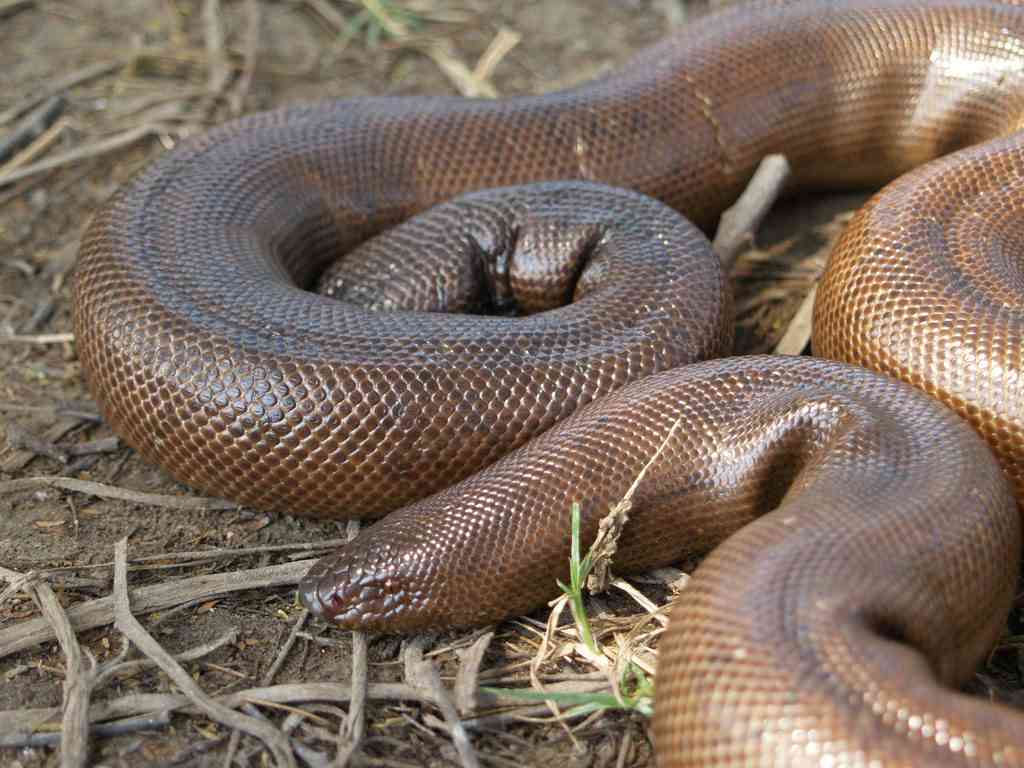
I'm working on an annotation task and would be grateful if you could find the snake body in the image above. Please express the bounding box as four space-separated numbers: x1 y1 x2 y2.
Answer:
72 1 1024 765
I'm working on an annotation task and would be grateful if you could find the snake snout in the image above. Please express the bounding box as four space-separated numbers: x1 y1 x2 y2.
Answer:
298 549 424 631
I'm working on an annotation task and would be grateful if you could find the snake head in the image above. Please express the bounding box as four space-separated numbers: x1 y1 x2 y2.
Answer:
297 537 434 633
297 484 571 634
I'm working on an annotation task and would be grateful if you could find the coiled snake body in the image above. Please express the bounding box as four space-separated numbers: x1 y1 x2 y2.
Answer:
72 1 1024 765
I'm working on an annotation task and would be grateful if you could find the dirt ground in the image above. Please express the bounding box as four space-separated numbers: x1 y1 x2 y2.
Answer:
1 1 1022 767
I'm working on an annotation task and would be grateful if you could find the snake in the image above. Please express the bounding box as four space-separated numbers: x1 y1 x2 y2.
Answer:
70 0 1024 765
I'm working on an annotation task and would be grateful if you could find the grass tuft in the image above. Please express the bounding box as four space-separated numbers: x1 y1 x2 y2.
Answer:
556 502 598 654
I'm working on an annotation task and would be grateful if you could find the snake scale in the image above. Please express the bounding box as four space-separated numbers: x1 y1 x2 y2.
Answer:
71 1 1024 765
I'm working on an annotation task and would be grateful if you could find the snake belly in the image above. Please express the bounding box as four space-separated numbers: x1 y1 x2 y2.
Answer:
71 1 1024 766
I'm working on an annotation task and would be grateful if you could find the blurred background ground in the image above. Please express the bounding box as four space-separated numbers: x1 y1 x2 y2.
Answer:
0 1 1021 767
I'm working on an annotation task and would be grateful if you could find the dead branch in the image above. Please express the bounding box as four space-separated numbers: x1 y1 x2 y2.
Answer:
0 117 69 179
404 638 480 768
112 538 297 768
20 296 57 334
225 608 308 766
0 476 237 511
472 28 520 85
0 95 65 165
773 283 817 355
0 558 310 659
0 331 74 344
0 124 166 187
203 0 231 100
37 537 355 575
301 0 347 34
95 628 238 686
0 59 126 126
0 677 612 747
229 0 262 116
454 631 494 714
4 712 172 749
713 154 791 272
3 422 118 464
2 417 86 472
0 400 100 423
335 519 368 767
17 568 95 767
0 0 35 21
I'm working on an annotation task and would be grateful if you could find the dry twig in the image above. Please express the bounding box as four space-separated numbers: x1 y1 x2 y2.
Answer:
0 59 125 126
203 0 231 100
2 418 88 472
0 401 99 423
0 331 74 344
586 415 686 596
3 422 118 464
0 95 65 165
224 608 308 766
302 0 347 32
0 117 69 179
0 476 236 510
404 638 480 768
472 28 521 85
229 0 262 116
454 631 494 714
335 519 368 766
713 154 791 271
0 558 310 659
0 0 35 20
1 567 94 768
36 537 356 576
774 284 817 355
112 538 297 768
0 676 610 748
0 124 166 187
5 713 171 749
95 628 239 686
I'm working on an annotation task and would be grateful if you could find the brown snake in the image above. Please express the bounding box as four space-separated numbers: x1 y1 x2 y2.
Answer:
71 0 1024 765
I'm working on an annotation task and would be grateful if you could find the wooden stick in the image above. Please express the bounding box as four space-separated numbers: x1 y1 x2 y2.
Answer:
224 606 308 766
0 476 237 511
0 558 311 659
0 124 163 187
301 0 347 33
404 639 480 768
0 60 125 127
35 537 356 575
712 154 791 272
335 519 368 767
0 331 74 344
3 422 119 464
0 95 65 165
0 401 99 423
2 418 85 473
0 678 611 745
112 538 297 768
773 284 818 355
0 0 36 21
229 0 261 116
203 0 231 98
454 631 495 714
15 569 94 767
3 712 172 749
0 117 69 179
